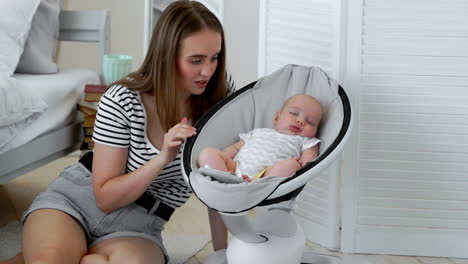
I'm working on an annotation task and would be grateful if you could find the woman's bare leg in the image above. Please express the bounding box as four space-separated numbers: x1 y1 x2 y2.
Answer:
22 209 88 264
80 237 165 264
0 253 24 264
208 208 228 251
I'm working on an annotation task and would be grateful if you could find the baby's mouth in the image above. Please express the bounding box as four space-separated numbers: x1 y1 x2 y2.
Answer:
289 125 301 133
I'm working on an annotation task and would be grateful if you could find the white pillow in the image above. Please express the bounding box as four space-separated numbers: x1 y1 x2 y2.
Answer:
16 0 62 74
0 0 41 76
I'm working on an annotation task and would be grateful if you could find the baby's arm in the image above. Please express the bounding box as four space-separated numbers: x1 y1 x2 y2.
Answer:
222 140 245 159
299 145 319 166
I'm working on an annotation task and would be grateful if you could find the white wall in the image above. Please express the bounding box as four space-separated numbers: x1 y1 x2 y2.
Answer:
59 0 259 88
223 0 260 88
58 0 145 73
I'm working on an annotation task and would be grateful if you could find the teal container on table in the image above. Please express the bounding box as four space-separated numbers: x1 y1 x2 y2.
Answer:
102 55 133 85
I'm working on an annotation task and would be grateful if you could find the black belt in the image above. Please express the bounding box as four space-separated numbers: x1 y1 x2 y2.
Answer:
134 192 174 221
78 151 174 221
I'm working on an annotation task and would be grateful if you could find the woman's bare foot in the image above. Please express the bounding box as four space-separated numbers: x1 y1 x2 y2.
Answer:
0 253 24 264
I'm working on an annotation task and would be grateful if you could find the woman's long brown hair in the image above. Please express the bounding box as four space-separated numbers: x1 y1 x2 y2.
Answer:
113 0 228 132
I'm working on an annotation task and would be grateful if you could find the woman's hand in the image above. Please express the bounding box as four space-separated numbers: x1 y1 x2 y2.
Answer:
159 117 196 166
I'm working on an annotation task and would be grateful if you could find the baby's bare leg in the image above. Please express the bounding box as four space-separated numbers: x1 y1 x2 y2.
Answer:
264 158 302 178
198 148 236 172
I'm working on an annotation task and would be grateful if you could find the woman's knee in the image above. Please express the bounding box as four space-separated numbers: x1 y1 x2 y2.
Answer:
108 246 164 264
80 254 108 264
27 247 79 264
117 253 164 264
89 237 165 264
0 253 23 264
22 209 87 264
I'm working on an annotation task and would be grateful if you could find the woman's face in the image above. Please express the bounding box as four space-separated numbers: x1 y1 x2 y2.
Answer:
176 29 222 100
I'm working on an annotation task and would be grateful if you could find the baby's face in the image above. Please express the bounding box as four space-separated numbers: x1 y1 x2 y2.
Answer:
274 95 322 138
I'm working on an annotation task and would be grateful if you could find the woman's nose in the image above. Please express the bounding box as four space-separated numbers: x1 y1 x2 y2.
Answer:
201 62 214 77
296 119 304 126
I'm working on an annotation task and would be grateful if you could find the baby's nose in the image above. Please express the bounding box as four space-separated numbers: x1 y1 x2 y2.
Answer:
296 119 304 126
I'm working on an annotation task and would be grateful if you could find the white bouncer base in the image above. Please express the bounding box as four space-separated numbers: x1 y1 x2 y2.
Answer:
204 206 341 264
204 248 341 264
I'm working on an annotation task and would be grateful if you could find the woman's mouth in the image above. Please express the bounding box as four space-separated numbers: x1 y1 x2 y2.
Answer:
195 80 208 88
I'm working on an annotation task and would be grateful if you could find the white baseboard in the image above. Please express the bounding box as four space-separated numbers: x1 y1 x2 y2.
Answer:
353 226 468 258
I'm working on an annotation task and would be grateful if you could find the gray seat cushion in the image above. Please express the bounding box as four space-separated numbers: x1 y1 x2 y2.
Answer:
187 64 344 213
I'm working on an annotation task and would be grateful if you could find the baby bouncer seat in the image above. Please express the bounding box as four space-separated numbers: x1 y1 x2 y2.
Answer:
182 65 352 264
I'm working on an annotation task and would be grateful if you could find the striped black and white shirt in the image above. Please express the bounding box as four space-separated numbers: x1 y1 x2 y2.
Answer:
92 75 235 209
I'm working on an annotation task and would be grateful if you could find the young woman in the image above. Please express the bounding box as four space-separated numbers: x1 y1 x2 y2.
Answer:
1 1 234 263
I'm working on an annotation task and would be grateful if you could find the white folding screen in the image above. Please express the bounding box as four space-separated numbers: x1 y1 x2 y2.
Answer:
258 0 345 250
342 0 468 258
258 0 344 80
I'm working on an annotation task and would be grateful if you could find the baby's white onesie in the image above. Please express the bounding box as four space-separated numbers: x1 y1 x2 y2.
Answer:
234 128 321 179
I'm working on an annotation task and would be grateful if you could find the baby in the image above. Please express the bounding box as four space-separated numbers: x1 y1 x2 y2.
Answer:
198 94 323 182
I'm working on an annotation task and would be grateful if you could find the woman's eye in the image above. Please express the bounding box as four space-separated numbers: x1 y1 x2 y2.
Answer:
289 111 298 116
190 59 202 64
211 56 218 61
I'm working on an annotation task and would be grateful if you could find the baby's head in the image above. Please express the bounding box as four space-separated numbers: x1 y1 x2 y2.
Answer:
273 94 322 138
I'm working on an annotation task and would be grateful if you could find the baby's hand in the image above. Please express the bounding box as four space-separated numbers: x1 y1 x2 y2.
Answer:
293 157 303 167
242 174 252 182
280 158 302 172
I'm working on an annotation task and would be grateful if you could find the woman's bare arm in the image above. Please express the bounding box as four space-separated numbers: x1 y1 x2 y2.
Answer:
92 118 196 213
92 143 168 213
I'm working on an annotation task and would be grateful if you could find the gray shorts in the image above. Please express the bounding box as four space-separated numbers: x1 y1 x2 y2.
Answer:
22 162 168 261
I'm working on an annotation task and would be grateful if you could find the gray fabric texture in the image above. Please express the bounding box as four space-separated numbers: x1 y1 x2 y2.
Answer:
190 173 284 212
16 0 62 74
189 65 344 212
